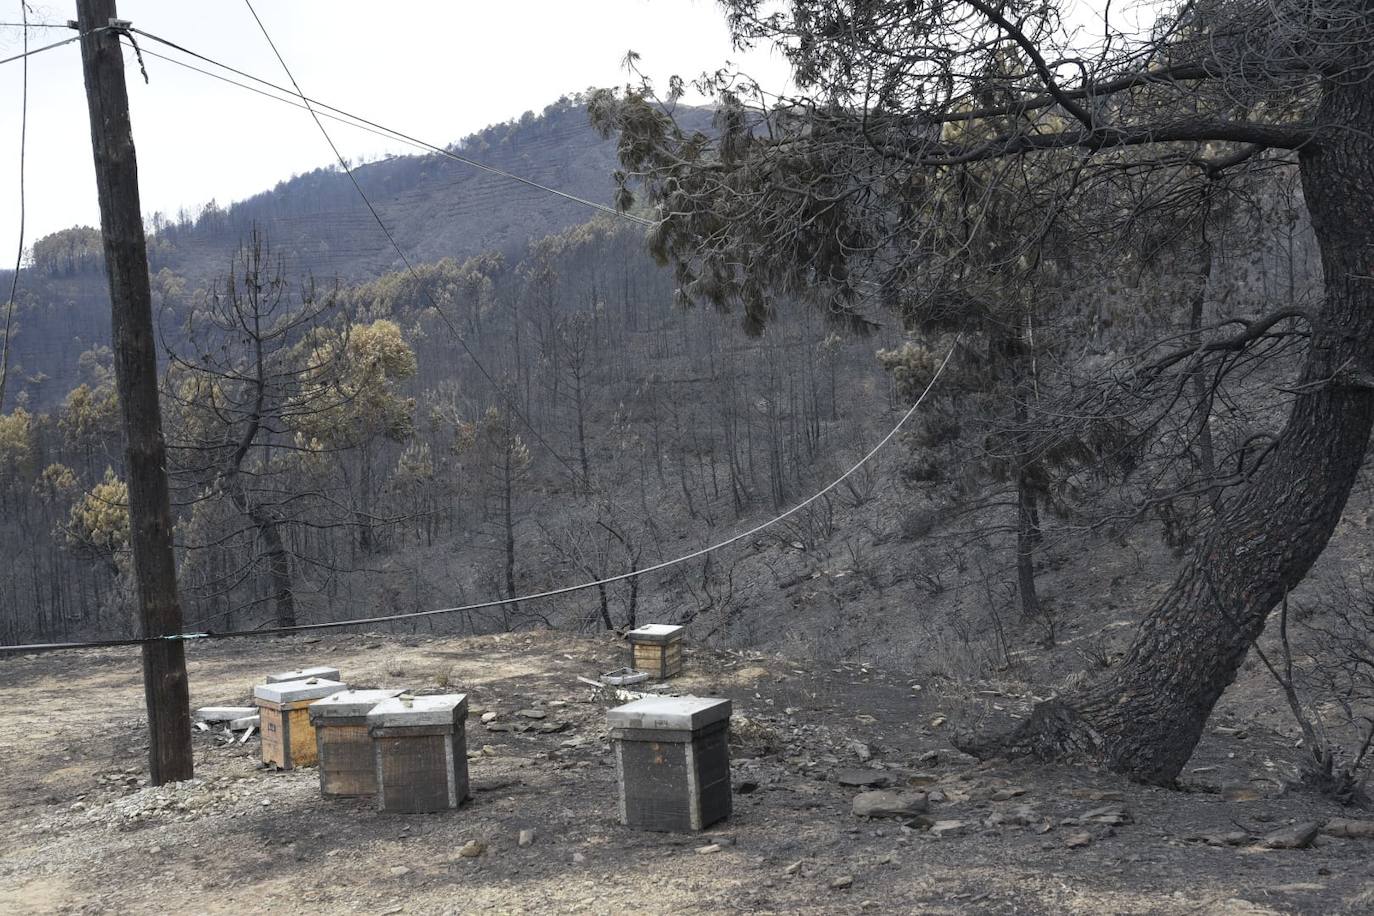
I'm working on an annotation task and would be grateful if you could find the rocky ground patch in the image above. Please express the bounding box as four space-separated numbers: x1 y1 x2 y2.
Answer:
1 631 1373 914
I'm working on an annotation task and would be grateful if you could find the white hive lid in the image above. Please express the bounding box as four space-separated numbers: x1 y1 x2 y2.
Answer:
626 623 686 645
367 693 468 728
607 695 731 731
265 665 341 684
308 688 406 719
253 677 347 705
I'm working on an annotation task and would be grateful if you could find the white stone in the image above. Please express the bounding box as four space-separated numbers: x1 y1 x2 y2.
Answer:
265 666 341 684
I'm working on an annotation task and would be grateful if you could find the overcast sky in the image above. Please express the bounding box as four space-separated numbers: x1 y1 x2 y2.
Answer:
0 0 794 260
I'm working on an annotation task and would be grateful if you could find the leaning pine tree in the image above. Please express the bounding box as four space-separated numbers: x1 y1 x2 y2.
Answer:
590 0 1374 784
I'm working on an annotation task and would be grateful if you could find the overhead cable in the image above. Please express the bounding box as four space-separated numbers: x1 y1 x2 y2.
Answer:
126 24 654 226
0 336 958 654
237 0 589 486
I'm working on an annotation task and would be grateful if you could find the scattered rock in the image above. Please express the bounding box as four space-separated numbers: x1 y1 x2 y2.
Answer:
985 805 1037 828
1080 805 1133 826
572 852 587 865
838 770 893 789
989 786 1027 802
851 741 874 762
518 829 536 847
785 860 803 876
1065 832 1092 849
853 790 929 818
736 781 760 795
389 866 411 877
1222 784 1263 802
458 840 486 858
1322 818 1374 839
532 721 570 734
696 844 722 854
1200 831 1252 847
480 711 498 724
1260 822 1321 850
830 875 854 890
929 819 970 838
516 709 547 720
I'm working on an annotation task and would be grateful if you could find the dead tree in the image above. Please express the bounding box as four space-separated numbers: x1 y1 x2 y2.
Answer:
591 0 1374 783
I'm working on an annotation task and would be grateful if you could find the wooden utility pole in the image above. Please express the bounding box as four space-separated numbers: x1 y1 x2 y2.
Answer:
76 0 194 784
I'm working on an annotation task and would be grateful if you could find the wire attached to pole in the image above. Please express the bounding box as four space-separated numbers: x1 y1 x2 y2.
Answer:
1 338 959 655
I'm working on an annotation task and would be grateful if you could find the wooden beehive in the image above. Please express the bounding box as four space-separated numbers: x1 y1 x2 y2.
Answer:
308 688 405 797
626 624 685 680
609 696 732 832
252 677 346 770
265 665 341 684
367 694 470 814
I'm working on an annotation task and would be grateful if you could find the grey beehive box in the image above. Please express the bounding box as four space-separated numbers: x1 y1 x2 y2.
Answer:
609 696 732 832
309 688 406 797
367 694 470 813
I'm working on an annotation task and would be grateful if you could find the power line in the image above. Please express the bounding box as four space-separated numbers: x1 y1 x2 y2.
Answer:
126 24 654 227
0 28 89 65
0 2 29 413
0 336 958 654
237 0 590 487
0 13 963 656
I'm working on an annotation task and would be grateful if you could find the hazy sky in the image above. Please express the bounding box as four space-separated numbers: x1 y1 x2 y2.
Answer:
0 0 794 260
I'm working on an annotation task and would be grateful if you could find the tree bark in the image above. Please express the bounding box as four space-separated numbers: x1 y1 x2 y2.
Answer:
982 74 1374 784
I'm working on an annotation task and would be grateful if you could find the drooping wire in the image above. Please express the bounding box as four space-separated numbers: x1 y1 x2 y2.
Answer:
237 0 589 486
0 336 959 654
0 28 82 65
0 10 960 657
0 1 29 413
127 24 654 227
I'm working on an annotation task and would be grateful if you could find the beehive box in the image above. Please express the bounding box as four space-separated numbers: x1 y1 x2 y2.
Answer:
609 696 732 832
368 694 470 814
265 665 341 684
309 688 406 797
626 624 685 680
252 677 346 770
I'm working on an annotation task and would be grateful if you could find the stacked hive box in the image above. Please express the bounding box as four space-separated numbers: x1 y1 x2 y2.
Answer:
608 696 732 832
309 688 405 796
368 694 470 813
253 677 346 770
626 624 685 680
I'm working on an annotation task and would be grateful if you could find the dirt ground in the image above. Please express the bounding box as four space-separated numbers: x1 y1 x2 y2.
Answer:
1 631 1372 915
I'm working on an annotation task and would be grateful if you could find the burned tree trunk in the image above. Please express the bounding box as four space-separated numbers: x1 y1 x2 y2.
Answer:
985 76 1374 784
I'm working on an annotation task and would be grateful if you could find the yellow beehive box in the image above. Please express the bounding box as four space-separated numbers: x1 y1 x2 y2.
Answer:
627 624 685 680
252 677 346 770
